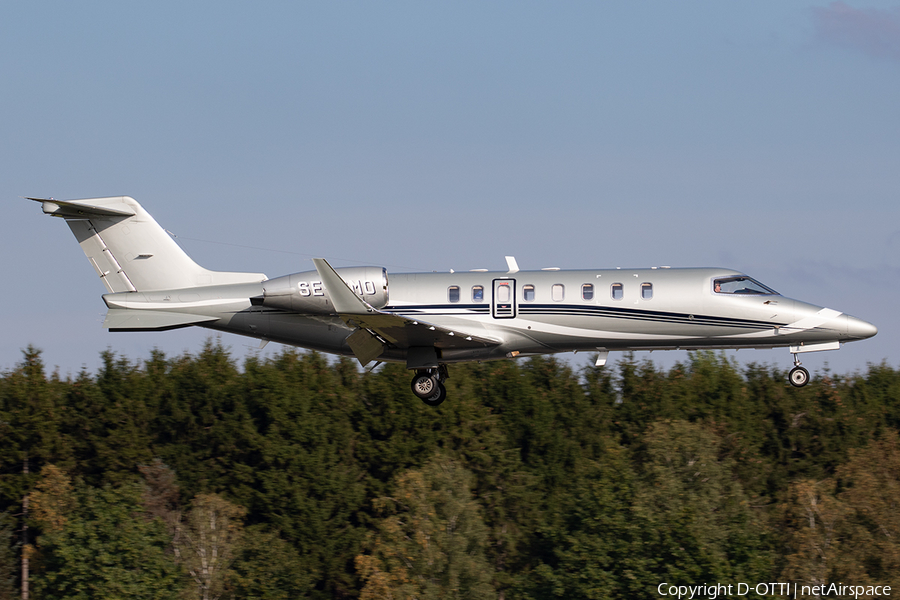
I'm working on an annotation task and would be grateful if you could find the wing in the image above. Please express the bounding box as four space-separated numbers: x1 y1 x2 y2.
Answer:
312 258 499 366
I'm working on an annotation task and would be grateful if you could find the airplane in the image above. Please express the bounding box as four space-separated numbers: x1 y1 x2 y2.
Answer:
30 196 877 406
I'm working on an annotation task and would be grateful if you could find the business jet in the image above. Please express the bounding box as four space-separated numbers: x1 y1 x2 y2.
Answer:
30 196 877 406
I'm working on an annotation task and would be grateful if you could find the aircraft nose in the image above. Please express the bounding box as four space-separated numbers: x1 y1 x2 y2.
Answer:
845 315 878 340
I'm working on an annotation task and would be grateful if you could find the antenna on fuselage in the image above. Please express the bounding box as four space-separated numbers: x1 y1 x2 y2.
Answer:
505 256 519 274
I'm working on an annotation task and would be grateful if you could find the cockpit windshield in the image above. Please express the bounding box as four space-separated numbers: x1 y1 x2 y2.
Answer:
713 276 779 295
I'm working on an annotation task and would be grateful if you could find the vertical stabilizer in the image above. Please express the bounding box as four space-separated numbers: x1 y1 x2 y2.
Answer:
31 196 266 292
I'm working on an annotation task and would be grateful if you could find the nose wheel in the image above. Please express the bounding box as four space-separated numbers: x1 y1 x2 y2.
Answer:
410 366 448 406
788 353 810 387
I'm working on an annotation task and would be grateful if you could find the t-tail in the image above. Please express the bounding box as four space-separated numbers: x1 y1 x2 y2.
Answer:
28 196 265 292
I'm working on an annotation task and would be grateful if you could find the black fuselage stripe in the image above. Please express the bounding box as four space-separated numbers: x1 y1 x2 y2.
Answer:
386 304 781 329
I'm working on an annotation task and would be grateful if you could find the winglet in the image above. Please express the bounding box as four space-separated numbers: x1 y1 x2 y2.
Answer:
311 258 376 315
505 256 519 274
312 258 386 365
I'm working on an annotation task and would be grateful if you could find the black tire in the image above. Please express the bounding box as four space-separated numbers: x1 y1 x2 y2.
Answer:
411 373 438 399
789 366 810 387
421 383 447 407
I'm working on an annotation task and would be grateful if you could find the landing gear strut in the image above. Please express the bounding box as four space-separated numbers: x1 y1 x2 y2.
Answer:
410 365 449 406
788 353 810 388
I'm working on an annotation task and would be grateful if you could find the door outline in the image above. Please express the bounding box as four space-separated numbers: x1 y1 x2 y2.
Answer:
492 278 516 319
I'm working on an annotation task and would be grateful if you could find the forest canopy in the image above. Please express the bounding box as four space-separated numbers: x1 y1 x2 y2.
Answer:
1 341 898 599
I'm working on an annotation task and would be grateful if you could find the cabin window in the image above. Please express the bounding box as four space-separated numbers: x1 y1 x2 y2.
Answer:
611 283 624 300
641 283 653 300
552 284 565 302
448 286 460 303
472 285 484 302
713 276 778 295
523 284 535 302
582 283 594 300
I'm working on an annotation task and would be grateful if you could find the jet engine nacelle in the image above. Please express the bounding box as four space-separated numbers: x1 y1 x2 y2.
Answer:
260 266 389 314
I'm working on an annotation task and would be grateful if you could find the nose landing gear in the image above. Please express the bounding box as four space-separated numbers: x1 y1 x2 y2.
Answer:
410 365 449 406
788 353 810 387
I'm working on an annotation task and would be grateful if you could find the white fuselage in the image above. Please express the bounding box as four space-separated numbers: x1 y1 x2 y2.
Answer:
103 266 876 365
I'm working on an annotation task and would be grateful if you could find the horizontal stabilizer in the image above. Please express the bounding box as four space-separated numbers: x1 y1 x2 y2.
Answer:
103 309 219 332
27 197 136 218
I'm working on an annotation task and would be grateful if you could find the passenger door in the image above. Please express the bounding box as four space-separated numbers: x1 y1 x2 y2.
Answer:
492 279 516 318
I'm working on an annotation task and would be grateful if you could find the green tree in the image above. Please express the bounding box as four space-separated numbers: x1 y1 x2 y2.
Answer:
634 420 772 583
59 352 157 485
524 443 649 600
0 347 72 507
31 468 184 600
835 431 900 588
0 348 73 600
150 340 248 495
228 524 314 600
356 452 495 600
232 349 364 599
0 510 16 600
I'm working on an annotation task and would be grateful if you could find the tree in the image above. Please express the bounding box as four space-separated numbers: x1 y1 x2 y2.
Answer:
29 465 75 533
830 432 900 590
523 444 649 600
356 453 496 600
31 468 184 600
633 420 772 583
0 348 73 600
174 493 246 600
524 420 771 599
139 458 181 525
228 524 314 600
233 349 365 598
0 510 16 600
60 351 157 486
778 479 852 594
137 459 314 600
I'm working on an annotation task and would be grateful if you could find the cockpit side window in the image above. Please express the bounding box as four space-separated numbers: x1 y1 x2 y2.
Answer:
713 276 778 295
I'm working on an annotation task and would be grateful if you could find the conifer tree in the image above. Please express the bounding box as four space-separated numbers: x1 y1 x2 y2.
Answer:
233 349 365 598
59 352 156 485
228 524 314 600
523 443 649 600
31 467 184 599
634 420 773 583
0 511 16 600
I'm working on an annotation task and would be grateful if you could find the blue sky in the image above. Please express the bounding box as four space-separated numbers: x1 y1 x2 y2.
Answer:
2 1 898 377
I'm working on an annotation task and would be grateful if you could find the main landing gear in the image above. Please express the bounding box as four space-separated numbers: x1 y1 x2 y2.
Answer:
410 365 449 407
788 353 810 388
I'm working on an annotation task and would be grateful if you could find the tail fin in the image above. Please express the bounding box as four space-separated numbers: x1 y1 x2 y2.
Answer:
30 196 266 292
